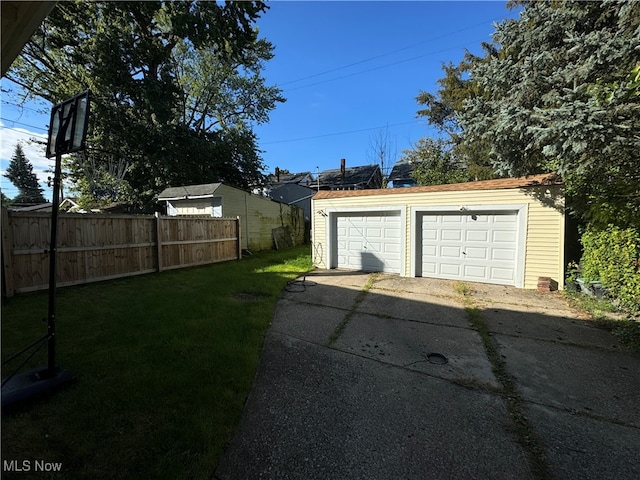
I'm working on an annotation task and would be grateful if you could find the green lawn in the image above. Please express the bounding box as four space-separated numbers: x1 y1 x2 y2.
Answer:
1 245 313 479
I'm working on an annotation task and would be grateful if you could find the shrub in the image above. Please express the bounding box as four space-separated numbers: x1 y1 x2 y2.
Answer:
581 225 640 316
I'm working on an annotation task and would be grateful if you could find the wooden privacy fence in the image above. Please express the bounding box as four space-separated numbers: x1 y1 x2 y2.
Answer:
1 209 241 297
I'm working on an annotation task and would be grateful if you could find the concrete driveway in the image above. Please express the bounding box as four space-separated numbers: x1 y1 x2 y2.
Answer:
215 270 640 480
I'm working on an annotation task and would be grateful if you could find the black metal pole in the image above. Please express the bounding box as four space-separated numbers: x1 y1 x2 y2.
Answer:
1 95 87 408
46 103 73 379
46 149 63 378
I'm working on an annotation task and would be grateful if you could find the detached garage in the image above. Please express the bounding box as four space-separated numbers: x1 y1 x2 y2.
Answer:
311 174 565 289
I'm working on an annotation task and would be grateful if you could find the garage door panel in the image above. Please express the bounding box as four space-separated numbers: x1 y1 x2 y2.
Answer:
464 265 488 279
336 212 401 274
492 248 516 261
385 228 401 238
420 211 518 285
442 229 462 241
366 228 382 238
384 243 400 254
440 263 462 276
422 262 437 274
423 229 438 241
490 267 515 281
469 214 489 223
466 230 489 242
493 230 517 243
441 245 461 258
367 242 382 252
493 215 517 223
422 245 437 256
465 246 489 260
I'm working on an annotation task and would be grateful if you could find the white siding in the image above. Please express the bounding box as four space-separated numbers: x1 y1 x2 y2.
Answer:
168 198 213 216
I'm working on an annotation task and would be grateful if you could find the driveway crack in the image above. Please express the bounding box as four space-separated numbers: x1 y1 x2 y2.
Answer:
454 281 552 480
326 273 379 347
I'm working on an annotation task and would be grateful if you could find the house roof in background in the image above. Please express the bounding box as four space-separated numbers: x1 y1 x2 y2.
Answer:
157 183 223 200
318 164 380 187
268 172 313 185
389 162 417 181
7 202 53 212
313 173 561 199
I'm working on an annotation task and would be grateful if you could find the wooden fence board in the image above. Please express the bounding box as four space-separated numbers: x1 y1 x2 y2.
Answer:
1 212 241 295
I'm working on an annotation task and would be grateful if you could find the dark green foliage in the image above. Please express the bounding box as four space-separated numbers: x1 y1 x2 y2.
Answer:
1 191 14 205
581 225 640 316
460 0 640 227
416 61 497 181
7 1 284 207
414 1 639 226
3 144 46 204
402 138 471 186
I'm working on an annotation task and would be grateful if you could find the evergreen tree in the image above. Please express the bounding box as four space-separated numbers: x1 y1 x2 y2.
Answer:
415 1 639 226
460 0 640 227
3 144 46 204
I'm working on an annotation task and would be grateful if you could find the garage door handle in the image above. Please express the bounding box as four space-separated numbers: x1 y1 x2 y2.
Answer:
462 251 466 255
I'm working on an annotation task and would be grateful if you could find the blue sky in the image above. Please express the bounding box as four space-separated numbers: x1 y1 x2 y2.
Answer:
0 1 520 200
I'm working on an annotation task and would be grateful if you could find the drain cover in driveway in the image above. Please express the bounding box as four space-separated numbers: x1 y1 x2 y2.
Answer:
426 353 448 364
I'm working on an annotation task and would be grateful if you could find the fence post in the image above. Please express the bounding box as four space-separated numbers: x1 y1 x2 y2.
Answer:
155 212 163 272
236 216 242 259
1 207 15 298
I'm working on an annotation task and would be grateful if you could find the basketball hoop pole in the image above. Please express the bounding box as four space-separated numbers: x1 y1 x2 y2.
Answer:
1 91 90 408
46 106 73 377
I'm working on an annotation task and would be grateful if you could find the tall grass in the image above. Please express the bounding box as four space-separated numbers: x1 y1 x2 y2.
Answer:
2 246 313 479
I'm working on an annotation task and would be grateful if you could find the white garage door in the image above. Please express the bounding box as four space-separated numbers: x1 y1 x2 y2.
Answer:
420 211 518 285
335 212 401 273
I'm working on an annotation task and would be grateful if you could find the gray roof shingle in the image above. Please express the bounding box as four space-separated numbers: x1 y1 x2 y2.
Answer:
157 183 222 200
317 165 380 188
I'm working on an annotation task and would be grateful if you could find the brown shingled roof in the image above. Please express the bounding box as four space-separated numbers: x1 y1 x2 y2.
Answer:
312 173 561 199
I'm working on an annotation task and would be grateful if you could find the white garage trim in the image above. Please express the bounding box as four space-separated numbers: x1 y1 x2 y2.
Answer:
324 206 406 275
410 204 528 288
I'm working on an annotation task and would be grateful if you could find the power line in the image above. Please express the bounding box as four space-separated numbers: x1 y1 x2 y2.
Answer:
0 117 48 132
261 120 420 145
279 16 503 87
1 100 48 115
284 41 483 93
0 125 48 140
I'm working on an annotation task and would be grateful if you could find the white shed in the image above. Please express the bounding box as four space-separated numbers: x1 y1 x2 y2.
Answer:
311 174 565 289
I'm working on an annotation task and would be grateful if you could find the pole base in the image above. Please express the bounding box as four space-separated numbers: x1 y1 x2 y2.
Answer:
2 366 74 409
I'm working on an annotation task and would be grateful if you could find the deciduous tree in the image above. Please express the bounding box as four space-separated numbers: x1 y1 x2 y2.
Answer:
415 60 496 181
7 1 284 206
402 138 470 186
367 127 397 188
